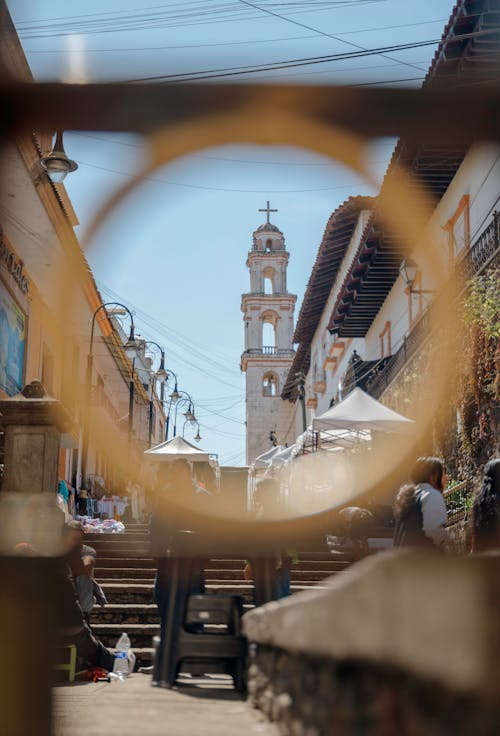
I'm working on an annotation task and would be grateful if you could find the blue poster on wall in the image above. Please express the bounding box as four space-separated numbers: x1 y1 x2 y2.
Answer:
0 281 26 396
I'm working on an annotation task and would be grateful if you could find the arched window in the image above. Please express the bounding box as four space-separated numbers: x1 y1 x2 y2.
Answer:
262 322 275 348
265 238 273 251
263 266 275 295
263 372 278 397
261 310 278 351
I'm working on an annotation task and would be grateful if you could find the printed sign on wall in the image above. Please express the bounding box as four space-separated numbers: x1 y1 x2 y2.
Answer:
0 280 26 396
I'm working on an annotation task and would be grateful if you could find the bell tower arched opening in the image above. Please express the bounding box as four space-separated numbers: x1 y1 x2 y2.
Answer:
263 266 275 295
263 372 279 397
261 310 278 351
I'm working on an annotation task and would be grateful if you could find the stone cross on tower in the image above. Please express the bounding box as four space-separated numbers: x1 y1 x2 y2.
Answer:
258 201 278 224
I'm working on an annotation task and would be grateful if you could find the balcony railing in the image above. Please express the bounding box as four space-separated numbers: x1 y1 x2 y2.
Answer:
367 212 500 398
244 347 295 357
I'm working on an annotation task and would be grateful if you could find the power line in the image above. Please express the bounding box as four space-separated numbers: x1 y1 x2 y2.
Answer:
70 130 397 165
24 18 447 53
16 1 390 39
97 282 245 390
235 0 427 74
126 37 439 82
77 159 375 193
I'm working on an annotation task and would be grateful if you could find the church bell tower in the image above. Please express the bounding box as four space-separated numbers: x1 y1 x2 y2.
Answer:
241 202 297 464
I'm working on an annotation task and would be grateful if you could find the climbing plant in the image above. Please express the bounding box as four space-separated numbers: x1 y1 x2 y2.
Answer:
456 267 500 473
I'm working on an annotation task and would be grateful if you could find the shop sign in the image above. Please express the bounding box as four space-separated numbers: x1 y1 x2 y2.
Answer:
0 225 29 296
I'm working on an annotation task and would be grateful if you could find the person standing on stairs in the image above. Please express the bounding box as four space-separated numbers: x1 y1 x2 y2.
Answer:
145 460 207 674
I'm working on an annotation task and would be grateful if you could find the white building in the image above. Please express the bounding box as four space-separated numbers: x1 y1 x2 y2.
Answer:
241 203 297 464
282 0 500 457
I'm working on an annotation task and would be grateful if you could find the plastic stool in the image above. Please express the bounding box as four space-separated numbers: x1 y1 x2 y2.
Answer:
55 644 77 683
155 556 247 691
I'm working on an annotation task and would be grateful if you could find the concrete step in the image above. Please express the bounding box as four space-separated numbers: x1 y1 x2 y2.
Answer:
91 604 160 625
94 623 233 650
204 567 347 581
93 623 160 649
100 583 154 604
131 647 154 665
85 532 150 543
95 567 156 580
100 581 328 605
94 557 154 569
205 556 351 574
86 544 151 558
92 602 256 627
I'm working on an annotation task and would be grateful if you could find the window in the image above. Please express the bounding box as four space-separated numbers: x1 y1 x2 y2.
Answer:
265 238 273 251
262 322 275 348
379 321 391 359
261 310 278 350
263 373 278 397
444 194 470 260
263 266 275 294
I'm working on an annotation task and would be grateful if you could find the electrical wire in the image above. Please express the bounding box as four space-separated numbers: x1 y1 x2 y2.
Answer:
126 37 440 82
97 283 246 391
76 159 373 193
23 18 447 53
235 0 428 74
16 1 392 39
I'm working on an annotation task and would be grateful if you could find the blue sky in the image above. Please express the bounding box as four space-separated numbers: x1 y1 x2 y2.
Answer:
8 0 457 465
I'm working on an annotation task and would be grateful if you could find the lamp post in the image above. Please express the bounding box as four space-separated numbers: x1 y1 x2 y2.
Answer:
81 302 137 488
173 391 196 438
183 419 202 443
162 370 182 440
141 340 167 448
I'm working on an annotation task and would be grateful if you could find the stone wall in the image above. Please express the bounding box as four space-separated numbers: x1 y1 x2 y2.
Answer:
243 550 500 736
248 646 500 736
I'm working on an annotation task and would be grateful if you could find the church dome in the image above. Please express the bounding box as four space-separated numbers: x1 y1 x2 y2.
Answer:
255 221 282 234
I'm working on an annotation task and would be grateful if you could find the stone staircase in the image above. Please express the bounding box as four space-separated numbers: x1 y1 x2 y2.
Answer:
88 523 356 665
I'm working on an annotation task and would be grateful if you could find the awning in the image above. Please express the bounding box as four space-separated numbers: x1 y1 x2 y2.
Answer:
144 435 212 463
313 388 415 433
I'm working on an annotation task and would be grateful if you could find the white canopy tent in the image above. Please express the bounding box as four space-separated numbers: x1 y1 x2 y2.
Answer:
144 435 213 463
251 445 284 471
295 424 370 453
313 388 415 434
269 444 297 467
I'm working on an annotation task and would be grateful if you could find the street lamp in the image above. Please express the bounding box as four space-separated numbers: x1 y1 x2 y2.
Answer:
141 340 167 448
159 369 180 440
173 391 196 438
399 257 435 295
40 130 78 183
81 302 137 488
183 418 202 442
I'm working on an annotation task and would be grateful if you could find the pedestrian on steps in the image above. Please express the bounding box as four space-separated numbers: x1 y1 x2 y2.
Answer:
393 456 449 549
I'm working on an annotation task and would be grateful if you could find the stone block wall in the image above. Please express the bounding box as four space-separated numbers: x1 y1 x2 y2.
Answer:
248 646 500 736
243 550 500 736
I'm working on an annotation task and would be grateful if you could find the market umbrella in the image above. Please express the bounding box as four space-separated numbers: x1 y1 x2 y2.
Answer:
144 434 212 462
312 387 415 433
